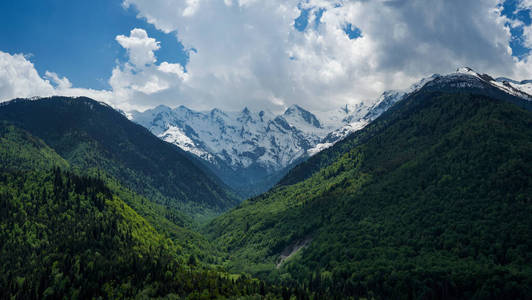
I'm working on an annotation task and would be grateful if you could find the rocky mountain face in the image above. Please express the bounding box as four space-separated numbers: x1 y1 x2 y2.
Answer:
129 99 399 198
129 67 532 198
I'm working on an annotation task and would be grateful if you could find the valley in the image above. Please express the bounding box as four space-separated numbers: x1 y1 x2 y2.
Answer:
1 69 531 299
3 0 532 298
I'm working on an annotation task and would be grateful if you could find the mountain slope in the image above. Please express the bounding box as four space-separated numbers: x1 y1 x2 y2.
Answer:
0 122 69 171
0 168 275 299
280 68 532 187
129 68 531 200
0 97 239 218
0 116 286 299
0 115 223 266
206 75 532 298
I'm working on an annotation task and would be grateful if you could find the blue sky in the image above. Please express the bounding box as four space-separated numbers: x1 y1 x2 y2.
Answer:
0 0 188 89
501 0 532 59
4 0 527 92
0 0 531 112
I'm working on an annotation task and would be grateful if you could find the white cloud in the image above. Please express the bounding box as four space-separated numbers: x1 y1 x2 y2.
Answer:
518 0 532 10
158 62 187 78
116 28 160 67
183 0 200 17
107 30 190 110
0 52 55 100
2 0 532 112
524 25 532 48
0 28 187 111
117 0 527 112
45 71 72 89
0 51 113 106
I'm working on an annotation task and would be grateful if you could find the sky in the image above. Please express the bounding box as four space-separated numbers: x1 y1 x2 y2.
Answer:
0 0 532 113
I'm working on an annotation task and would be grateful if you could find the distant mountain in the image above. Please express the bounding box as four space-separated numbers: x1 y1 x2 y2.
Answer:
205 70 532 298
130 94 407 197
130 68 532 199
131 104 322 197
0 96 239 218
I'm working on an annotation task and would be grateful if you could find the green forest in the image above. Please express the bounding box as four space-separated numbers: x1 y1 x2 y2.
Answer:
0 168 289 299
206 91 532 299
0 119 287 299
0 97 239 221
1 89 531 299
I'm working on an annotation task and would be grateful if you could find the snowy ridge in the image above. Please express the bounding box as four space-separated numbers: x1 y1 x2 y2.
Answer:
130 98 397 176
130 68 531 169
309 68 531 154
454 67 532 100
129 98 401 198
130 104 334 173
310 73 441 154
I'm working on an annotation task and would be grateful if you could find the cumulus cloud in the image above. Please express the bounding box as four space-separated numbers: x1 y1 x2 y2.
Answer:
45 71 72 89
518 1 532 48
518 0 532 10
0 51 112 106
116 28 160 67
1 0 532 112
108 28 189 110
118 0 531 112
0 52 55 100
0 28 187 111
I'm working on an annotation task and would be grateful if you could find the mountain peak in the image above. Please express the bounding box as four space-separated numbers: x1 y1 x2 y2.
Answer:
456 66 475 74
341 104 350 114
152 104 172 114
284 104 303 115
237 106 254 123
210 108 226 117
283 104 321 128
176 104 192 111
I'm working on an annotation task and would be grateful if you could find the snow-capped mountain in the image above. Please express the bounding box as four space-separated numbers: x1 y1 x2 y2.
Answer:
436 67 532 101
309 73 441 154
129 67 531 198
132 104 328 172
312 68 532 154
130 104 338 197
130 99 395 197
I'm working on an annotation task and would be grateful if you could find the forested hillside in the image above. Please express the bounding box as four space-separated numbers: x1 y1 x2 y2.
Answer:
0 120 288 299
0 103 231 278
2 83 531 299
206 89 532 299
0 168 287 299
0 97 239 220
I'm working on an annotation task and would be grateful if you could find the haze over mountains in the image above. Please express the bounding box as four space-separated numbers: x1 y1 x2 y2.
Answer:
128 74 436 197
130 103 371 197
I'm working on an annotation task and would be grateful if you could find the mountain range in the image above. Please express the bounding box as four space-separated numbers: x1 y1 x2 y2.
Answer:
1 68 531 299
129 67 532 198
